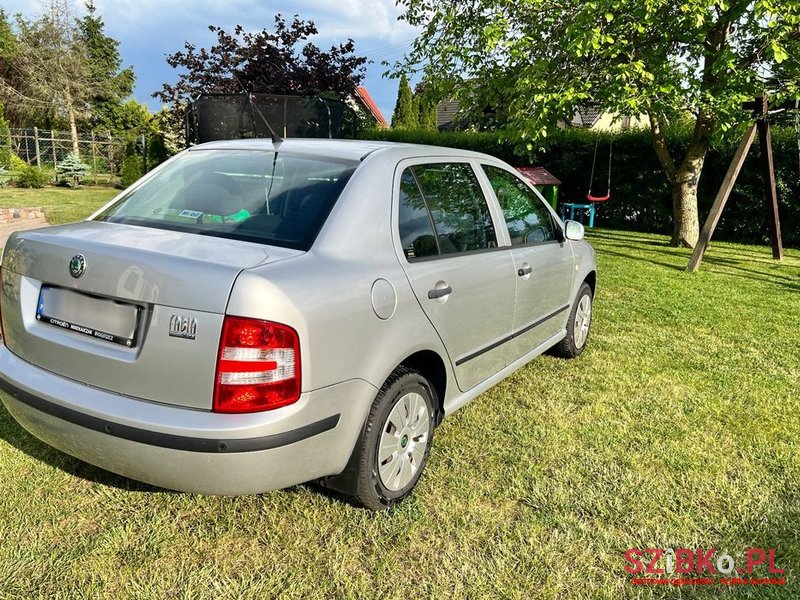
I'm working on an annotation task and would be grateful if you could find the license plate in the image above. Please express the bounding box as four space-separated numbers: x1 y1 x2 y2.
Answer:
36 286 139 347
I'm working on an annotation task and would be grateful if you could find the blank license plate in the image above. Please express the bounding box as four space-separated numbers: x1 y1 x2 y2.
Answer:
36 286 139 347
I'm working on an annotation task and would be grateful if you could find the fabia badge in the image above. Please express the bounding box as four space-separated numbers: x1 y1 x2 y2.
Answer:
169 314 197 340
69 254 86 278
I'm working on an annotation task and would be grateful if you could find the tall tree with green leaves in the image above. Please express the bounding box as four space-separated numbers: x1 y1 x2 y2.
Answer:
397 0 800 247
0 1 134 153
392 73 416 128
78 0 135 133
1 1 91 155
414 83 439 131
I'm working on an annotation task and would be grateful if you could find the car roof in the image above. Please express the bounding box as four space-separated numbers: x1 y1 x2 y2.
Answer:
189 138 496 163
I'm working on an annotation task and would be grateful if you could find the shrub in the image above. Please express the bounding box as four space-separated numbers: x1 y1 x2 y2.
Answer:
147 133 170 170
56 153 91 188
120 155 143 187
14 165 49 188
9 153 27 172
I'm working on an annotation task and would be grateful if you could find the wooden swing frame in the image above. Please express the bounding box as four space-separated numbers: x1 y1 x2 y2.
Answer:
687 96 790 272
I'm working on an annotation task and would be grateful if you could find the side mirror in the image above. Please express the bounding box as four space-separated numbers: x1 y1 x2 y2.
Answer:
564 220 585 241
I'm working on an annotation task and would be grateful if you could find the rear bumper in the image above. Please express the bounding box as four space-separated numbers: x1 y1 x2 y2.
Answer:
0 345 377 494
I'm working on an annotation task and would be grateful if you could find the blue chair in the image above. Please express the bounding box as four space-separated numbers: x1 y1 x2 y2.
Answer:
560 202 596 228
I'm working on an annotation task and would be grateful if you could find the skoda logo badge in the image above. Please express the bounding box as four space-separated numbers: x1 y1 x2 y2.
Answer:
69 254 86 278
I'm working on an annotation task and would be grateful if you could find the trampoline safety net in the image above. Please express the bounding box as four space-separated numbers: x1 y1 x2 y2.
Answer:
187 94 355 144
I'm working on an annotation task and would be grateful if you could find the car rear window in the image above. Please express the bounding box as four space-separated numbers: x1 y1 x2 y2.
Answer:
95 150 357 250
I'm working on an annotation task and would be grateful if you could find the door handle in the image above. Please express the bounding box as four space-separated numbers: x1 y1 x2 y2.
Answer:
518 266 532 277
428 286 452 299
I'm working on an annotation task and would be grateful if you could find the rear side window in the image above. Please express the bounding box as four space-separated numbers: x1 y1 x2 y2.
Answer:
96 150 356 250
398 170 439 260
482 165 556 245
398 163 497 260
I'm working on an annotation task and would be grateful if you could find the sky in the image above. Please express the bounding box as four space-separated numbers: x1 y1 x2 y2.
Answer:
2 0 422 123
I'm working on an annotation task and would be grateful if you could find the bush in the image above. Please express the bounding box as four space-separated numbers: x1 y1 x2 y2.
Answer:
9 153 27 172
120 155 143 187
14 165 49 188
360 126 800 248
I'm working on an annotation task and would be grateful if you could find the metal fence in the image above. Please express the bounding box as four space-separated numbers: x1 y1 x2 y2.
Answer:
10 128 126 177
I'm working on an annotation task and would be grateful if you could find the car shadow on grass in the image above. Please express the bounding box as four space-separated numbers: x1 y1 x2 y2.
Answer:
0 402 355 506
0 402 167 493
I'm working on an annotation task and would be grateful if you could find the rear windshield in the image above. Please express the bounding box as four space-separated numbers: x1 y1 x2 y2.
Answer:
96 150 357 250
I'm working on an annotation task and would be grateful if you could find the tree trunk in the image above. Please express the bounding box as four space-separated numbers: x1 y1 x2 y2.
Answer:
670 176 701 248
65 90 80 158
649 110 714 248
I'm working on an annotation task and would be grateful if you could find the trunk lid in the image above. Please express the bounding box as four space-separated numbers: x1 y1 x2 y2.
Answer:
1 221 301 410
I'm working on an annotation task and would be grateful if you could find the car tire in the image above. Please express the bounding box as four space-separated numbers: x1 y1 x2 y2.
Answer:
322 367 436 511
550 282 593 359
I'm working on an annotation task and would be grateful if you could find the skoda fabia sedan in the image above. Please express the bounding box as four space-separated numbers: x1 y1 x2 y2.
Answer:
0 140 595 510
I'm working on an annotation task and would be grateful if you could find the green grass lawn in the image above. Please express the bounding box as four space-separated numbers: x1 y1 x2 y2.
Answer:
0 186 118 224
0 203 798 598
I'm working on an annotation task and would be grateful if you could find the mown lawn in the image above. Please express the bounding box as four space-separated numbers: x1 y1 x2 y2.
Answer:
0 186 118 224
0 215 798 598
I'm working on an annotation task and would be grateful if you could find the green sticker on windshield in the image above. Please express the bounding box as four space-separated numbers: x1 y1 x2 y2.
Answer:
201 209 251 224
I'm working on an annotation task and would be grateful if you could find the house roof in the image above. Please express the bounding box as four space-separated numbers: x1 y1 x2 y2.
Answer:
436 100 461 129
354 87 389 128
516 166 561 186
571 106 602 128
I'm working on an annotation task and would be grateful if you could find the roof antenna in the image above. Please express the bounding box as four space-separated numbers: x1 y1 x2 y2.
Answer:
233 75 283 144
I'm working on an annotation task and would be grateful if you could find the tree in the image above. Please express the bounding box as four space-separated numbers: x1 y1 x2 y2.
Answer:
414 83 439 131
1 1 91 155
78 0 135 133
0 102 10 169
392 73 416 128
0 2 135 149
56 152 89 187
398 0 800 247
154 15 367 111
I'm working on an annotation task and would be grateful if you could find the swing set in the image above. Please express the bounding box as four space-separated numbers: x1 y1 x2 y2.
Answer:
687 96 795 271
560 139 613 227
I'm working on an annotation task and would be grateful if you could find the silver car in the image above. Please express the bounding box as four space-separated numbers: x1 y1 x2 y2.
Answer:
0 140 595 510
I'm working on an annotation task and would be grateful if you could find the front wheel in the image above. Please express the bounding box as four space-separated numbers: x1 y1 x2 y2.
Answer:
550 282 593 358
322 368 436 510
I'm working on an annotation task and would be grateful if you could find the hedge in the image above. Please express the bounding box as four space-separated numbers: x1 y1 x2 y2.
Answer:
359 127 800 248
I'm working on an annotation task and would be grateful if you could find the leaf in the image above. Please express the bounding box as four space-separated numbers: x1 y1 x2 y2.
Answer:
771 40 788 63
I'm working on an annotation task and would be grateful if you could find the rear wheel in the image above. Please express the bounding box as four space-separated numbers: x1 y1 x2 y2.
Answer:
323 368 436 510
551 282 593 358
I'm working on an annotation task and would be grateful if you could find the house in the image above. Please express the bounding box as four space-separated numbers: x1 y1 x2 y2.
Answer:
435 99 646 132
352 87 389 128
569 107 647 131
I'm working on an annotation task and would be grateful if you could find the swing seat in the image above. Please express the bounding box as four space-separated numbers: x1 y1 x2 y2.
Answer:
586 193 611 202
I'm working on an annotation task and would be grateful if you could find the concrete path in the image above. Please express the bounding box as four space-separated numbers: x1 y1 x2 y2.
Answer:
0 216 49 251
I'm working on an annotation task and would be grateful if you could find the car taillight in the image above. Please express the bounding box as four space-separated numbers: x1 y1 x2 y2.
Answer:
213 316 301 413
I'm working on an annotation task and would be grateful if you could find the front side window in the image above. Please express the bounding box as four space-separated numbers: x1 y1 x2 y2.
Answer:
96 150 357 250
483 165 556 245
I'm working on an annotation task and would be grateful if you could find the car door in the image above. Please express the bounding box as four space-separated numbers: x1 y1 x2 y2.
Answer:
479 164 575 363
395 160 516 392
